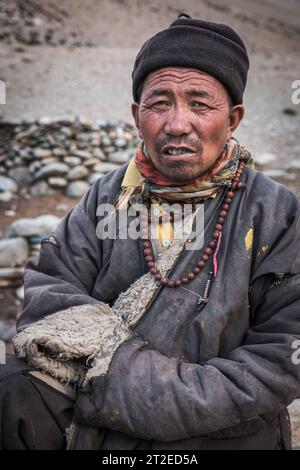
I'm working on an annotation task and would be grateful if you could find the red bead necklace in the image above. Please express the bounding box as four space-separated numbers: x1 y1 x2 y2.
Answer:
141 160 246 288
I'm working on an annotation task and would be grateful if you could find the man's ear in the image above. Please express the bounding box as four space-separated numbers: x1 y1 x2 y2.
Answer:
226 104 245 140
131 102 142 139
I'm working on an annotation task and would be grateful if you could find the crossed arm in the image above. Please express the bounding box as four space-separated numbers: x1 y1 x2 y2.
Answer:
74 274 300 441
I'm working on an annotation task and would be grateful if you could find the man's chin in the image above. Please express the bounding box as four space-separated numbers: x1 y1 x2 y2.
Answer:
160 167 203 183
155 153 207 181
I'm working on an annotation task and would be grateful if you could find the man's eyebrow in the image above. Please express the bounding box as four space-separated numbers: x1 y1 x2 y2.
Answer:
143 89 170 100
143 88 211 101
186 89 211 99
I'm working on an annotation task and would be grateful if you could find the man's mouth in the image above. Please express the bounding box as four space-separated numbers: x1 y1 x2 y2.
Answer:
161 146 196 157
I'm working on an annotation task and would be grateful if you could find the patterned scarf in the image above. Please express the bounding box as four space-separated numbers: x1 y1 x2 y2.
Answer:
115 137 254 209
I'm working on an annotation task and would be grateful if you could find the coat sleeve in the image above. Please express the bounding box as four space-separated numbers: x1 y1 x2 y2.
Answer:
75 273 300 442
17 181 103 331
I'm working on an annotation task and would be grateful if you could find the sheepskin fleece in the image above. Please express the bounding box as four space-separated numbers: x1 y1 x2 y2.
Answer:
13 238 185 385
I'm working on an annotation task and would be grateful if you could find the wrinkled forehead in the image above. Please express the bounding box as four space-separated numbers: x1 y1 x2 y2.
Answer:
140 66 229 100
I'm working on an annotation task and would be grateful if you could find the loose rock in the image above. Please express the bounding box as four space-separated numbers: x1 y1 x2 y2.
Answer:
0 267 24 288
286 160 300 171
73 150 91 159
63 156 81 167
0 191 14 202
88 173 104 185
93 162 120 173
32 148 53 159
30 181 56 197
0 175 18 193
15 285 24 301
92 148 106 160
108 150 133 164
4 209 16 217
0 267 24 279
66 181 89 198
6 215 60 238
0 321 17 342
67 166 89 181
262 169 294 179
83 158 100 168
48 177 68 188
255 153 278 166
8 167 32 185
0 238 29 268
33 162 69 181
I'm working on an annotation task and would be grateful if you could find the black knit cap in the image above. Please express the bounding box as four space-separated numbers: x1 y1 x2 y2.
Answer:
132 14 249 104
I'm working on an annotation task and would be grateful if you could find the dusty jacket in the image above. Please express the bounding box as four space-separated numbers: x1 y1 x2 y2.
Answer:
18 164 300 450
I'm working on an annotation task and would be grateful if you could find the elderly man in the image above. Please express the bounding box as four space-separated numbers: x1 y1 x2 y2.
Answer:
1 15 300 450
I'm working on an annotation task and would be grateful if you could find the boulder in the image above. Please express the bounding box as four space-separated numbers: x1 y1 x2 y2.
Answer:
6 215 60 238
66 181 89 198
0 237 29 267
33 162 69 181
0 175 18 193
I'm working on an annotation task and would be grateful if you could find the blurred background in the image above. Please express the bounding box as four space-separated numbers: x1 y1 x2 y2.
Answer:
0 0 299 447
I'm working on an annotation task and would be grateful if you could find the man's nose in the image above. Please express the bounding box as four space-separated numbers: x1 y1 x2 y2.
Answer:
163 106 193 136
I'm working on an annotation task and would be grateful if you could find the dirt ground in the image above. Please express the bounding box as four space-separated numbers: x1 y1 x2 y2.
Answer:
1 0 300 170
1 0 300 449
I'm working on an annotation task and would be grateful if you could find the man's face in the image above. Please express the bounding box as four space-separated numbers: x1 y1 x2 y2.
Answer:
132 67 244 182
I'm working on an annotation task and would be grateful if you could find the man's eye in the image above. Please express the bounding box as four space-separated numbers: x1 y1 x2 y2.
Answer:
151 101 169 109
191 101 210 108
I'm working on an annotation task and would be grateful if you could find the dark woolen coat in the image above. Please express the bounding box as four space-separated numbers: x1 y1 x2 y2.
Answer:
16 164 300 449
